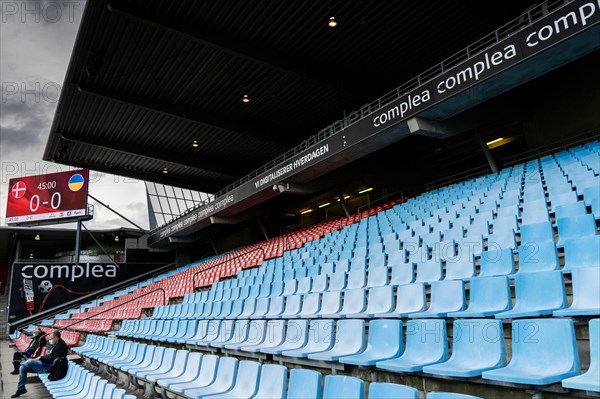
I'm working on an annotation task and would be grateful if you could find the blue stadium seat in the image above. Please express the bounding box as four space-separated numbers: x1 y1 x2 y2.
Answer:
444 254 475 280
312 274 329 293
520 221 554 244
562 319 600 392
423 319 505 377
557 214 597 246
376 319 447 372
338 288 367 317
154 352 202 388
260 319 309 355
253 364 288 398
281 319 335 358
555 201 587 219
180 357 239 399
522 199 550 224
390 264 414 285
554 267 600 316
415 259 443 283
239 320 285 353
346 286 394 318
375 283 426 317
309 319 366 361
280 295 303 318
145 349 190 383
368 382 418 399
496 271 566 318
287 369 322 399
201 360 261 399
209 319 250 349
299 293 321 318
448 276 511 317
323 375 364 399
329 271 347 291
563 236 600 270
366 266 388 287
516 240 559 273
479 248 514 276
263 296 285 318
483 319 580 385
340 319 403 366
316 291 343 318
409 280 465 318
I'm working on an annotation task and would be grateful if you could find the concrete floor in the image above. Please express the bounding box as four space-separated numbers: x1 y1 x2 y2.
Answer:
0 340 53 399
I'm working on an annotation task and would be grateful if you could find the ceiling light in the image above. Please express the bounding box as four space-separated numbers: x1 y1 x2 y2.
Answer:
301 209 313 215
337 195 351 202
358 187 373 194
486 137 504 146
328 16 337 28
34 234 40 241
242 94 250 103
162 167 168 174
114 235 120 242
318 202 331 208
192 140 199 148
29 253 34 259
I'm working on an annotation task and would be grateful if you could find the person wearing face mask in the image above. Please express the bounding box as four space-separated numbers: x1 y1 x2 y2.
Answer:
11 329 46 375
12 330 68 398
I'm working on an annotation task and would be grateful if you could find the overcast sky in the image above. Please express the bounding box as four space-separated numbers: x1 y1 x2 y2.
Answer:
0 0 149 230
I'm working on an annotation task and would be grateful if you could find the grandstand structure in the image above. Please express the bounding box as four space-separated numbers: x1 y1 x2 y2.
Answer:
4 0 600 398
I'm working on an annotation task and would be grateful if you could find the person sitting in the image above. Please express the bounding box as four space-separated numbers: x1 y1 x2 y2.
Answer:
11 329 46 375
12 330 68 398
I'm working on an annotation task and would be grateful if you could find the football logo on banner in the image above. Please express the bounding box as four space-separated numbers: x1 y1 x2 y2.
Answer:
11 181 27 199
68 173 85 192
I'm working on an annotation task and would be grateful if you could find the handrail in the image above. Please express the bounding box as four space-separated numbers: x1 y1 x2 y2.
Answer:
148 0 569 234
425 164 492 192
192 247 265 289
54 287 166 333
356 191 401 215
9 262 175 331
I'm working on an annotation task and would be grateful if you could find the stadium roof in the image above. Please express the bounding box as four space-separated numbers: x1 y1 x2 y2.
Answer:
44 0 529 193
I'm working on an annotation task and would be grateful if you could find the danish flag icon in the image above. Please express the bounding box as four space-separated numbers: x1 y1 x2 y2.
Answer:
11 181 27 199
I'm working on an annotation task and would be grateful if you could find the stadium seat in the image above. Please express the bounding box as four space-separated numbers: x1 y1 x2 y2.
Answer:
444 255 475 280
554 201 587 219
146 350 191 383
281 319 335 358
309 319 366 361
368 382 418 399
345 286 394 318
554 267 600 316
409 280 465 317
299 293 321 318
253 364 288 398
483 319 580 385
281 295 303 318
415 259 443 283
260 319 309 355
520 221 554 244
562 235 600 270
287 369 322 399
390 264 414 285
376 319 447 372
448 276 511 317
562 319 600 392
423 319 505 377
340 319 403 366
479 248 514 276
323 375 364 399
316 291 343 318
516 240 559 273
496 270 567 318
155 352 205 390
338 288 367 317
180 357 240 398
556 214 597 246
198 360 261 399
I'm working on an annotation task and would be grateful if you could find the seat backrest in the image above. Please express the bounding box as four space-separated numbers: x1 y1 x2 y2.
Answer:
368 382 418 399
511 319 579 373
396 283 426 314
429 280 465 311
415 260 442 283
557 214 597 240
570 266 600 310
517 240 559 273
367 319 403 355
452 319 505 367
307 320 335 350
404 319 447 363
563 235 600 270
341 288 366 314
347 268 366 289
520 221 554 244
323 375 364 399
287 369 322 399
366 267 388 287
479 248 514 276
335 319 365 351
444 254 474 280
254 364 287 399
515 270 566 309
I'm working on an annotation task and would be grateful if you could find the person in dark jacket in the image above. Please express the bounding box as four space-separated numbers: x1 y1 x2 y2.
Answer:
12 330 68 398
11 329 46 374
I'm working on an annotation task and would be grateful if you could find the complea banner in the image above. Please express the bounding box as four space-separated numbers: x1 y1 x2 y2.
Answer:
149 1 600 244
8 262 125 322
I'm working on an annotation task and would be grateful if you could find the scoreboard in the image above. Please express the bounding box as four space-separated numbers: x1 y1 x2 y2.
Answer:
5 169 90 225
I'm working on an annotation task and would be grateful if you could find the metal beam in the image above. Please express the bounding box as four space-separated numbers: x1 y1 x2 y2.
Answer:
77 84 293 147
106 1 366 100
60 132 242 179
52 157 224 193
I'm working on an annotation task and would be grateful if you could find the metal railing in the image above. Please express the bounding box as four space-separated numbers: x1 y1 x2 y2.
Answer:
356 191 402 215
425 164 493 192
148 0 570 235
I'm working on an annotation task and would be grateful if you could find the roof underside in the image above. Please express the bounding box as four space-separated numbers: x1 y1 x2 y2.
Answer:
44 0 530 193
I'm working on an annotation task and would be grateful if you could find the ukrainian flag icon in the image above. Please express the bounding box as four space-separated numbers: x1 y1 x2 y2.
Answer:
68 173 85 192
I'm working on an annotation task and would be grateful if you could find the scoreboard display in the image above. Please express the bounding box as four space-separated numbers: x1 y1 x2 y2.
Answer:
5 169 89 225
